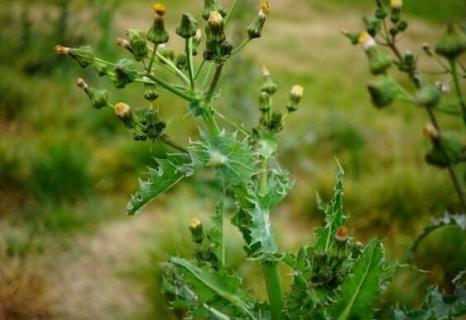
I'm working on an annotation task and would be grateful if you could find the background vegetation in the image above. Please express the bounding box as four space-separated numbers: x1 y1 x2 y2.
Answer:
0 0 465 318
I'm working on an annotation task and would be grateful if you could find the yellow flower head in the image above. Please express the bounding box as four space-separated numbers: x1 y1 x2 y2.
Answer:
390 0 402 10
358 31 376 50
152 3 166 17
114 102 131 118
260 1 271 16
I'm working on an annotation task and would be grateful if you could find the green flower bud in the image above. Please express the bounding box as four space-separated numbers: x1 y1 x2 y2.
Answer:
55 45 94 68
435 23 466 60
286 85 304 113
219 41 233 56
415 84 440 108
94 61 109 77
260 65 278 95
268 111 283 133
367 77 398 108
113 59 139 89
425 134 465 168
363 16 380 37
341 29 360 45
176 13 198 39
259 91 272 112
158 44 175 62
247 1 270 40
375 6 387 19
76 78 110 109
188 218 204 244
397 20 408 32
127 29 148 61
390 0 402 23
132 107 166 142
144 82 159 101
366 47 391 75
206 11 226 45
147 4 169 44
202 0 226 20
176 53 187 70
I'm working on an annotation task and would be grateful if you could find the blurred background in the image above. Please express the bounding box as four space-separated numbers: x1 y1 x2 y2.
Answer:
0 0 465 319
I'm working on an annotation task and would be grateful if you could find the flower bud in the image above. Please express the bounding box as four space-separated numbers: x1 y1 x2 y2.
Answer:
158 44 175 62
247 1 270 40
116 37 131 50
268 111 284 133
423 123 440 142
56 45 94 68
435 23 466 60
260 65 277 95
75 78 109 109
147 4 169 44
367 77 398 108
192 28 202 56
259 91 272 112
144 82 159 101
390 0 402 23
127 29 148 61
188 218 204 244
363 16 380 37
113 59 139 89
114 102 133 127
375 6 387 19
286 85 304 113
206 11 226 43
176 53 187 70
425 134 464 168
176 13 198 39
341 29 360 45
335 226 349 242
202 0 226 20
415 84 440 108
397 20 408 32
358 31 377 51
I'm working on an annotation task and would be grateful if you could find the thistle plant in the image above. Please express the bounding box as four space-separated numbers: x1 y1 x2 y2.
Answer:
343 0 466 213
57 1 466 319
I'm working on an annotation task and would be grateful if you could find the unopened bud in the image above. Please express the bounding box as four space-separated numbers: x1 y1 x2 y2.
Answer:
259 91 272 112
54 45 71 55
113 59 139 89
359 32 377 51
144 82 159 101
260 65 277 95
287 85 304 113
435 23 466 60
188 218 204 243
415 84 440 108
365 45 391 75
367 77 398 108
390 0 402 23
114 102 133 127
423 123 440 141
335 226 349 242
127 30 148 61
116 37 130 49
205 11 227 56
176 53 187 70
247 1 270 40
202 0 226 21
341 29 360 45
158 44 175 62
176 13 198 39
75 77 88 90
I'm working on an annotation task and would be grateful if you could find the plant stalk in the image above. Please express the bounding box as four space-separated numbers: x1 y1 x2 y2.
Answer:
186 37 196 91
449 59 466 117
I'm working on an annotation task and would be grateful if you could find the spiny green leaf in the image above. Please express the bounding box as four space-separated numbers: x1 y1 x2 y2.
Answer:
127 153 193 215
190 130 258 187
315 165 346 252
328 240 384 320
169 257 255 318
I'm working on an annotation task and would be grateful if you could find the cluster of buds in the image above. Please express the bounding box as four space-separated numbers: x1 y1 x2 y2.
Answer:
204 11 232 61
247 1 271 40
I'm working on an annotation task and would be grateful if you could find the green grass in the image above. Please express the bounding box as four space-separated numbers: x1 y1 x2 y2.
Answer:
327 0 466 23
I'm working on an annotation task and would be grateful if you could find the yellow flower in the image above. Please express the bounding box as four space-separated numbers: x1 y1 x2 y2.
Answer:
390 0 402 10
152 3 166 17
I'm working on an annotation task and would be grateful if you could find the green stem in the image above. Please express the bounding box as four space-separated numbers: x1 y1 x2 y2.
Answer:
146 74 195 102
231 39 251 57
186 37 196 90
263 261 284 320
258 156 284 320
161 135 188 153
206 63 224 103
449 59 466 117
224 0 241 26
155 50 191 85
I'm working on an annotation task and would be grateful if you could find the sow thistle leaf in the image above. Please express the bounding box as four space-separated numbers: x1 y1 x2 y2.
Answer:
328 240 384 320
127 153 193 215
410 212 466 257
314 165 347 252
190 130 258 187
169 257 255 318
